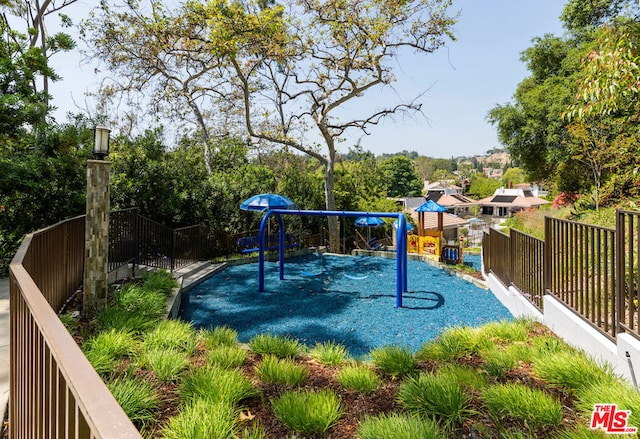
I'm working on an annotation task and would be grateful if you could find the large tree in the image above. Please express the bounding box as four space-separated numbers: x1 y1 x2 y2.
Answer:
83 0 457 250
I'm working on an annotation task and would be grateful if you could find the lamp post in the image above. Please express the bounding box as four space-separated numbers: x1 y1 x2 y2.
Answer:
83 126 111 316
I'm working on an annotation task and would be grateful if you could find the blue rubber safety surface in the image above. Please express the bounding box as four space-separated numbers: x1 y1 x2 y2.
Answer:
179 254 511 358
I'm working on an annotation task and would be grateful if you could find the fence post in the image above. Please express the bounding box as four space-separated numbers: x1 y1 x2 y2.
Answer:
509 228 516 287
544 216 551 295
616 209 624 337
171 230 176 271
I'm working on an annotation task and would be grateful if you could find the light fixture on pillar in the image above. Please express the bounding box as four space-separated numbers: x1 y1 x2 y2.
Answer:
93 125 111 160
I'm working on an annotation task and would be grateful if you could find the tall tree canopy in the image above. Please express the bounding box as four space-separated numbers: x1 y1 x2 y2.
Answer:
82 0 457 249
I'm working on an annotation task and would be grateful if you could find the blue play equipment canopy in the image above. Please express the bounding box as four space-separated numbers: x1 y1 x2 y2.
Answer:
255 209 409 307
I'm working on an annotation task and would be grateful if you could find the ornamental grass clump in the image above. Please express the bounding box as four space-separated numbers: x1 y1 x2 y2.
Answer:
207 345 248 370
271 389 343 436
160 399 238 439
106 377 160 427
336 363 381 393
358 413 445 439
478 318 532 343
84 328 139 375
416 326 491 362
532 351 617 393
370 345 415 377
248 333 302 358
309 340 349 366
483 383 563 431
398 372 474 426
141 270 178 296
137 347 189 382
144 319 198 353
180 366 259 406
575 381 640 430
436 364 487 390
202 325 239 348
255 355 308 386
480 346 521 378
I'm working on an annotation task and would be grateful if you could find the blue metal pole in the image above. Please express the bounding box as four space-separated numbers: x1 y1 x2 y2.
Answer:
396 214 405 307
258 211 272 292
277 214 285 280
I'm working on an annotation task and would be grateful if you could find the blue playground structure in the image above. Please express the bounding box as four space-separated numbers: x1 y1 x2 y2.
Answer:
255 209 409 307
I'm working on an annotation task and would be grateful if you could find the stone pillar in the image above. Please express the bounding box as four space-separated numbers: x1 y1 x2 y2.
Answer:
83 159 110 316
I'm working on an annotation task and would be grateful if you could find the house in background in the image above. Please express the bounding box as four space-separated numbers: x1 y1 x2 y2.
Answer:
423 181 479 216
479 187 549 217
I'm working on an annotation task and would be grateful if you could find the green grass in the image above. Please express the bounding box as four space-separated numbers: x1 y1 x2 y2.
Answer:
358 413 445 439
106 377 160 427
255 355 308 386
248 333 302 358
137 347 189 382
483 383 563 431
532 351 617 393
160 399 238 439
370 345 416 377
397 372 474 426
336 363 381 393
144 319 198 353
480 346 520 378
416 326 491 362
115 283 166 320
436 364 487 390
271 389 343 436
180 366 259 406
576 381 640 431
84 328 139 375
141 270 178 296
309 340 349 366
478 318 533 343
206 345 248 369
202 326 239 348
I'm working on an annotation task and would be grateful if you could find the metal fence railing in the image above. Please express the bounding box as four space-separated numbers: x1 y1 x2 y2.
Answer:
617 210 640 339
10 217 141 439
483 210 637 341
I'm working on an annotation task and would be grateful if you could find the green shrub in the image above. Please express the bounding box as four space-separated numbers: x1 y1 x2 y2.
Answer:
144 319 198 353
271 389 343 436
336 364 381 393
180 366 259 406
398 372 473 426
248 333 302 358
160 399 238 439
142 270 177 296
138 348 189 382
358 413 445 439
309 340 348 366
533 351 617 393
202 326 239 348
107 377 160 427
370 345 415 377
207 345 248 369
483 383 563 430
255 355 308 386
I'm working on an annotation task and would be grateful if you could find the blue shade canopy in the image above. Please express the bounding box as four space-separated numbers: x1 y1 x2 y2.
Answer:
468 217 484 223
240 194 296 212
393 220 414 231
415 200 447 213
354 216 386 227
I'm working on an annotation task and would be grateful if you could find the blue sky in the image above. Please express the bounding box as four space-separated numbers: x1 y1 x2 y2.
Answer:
48 0 567 158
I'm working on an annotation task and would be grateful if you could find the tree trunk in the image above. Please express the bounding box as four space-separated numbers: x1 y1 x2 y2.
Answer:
324 144 341 252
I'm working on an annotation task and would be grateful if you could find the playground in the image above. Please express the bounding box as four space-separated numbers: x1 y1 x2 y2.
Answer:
179 253 511 357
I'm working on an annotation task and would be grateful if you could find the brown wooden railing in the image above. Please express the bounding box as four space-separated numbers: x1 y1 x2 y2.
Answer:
484 210 638 340
9 216 141 439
